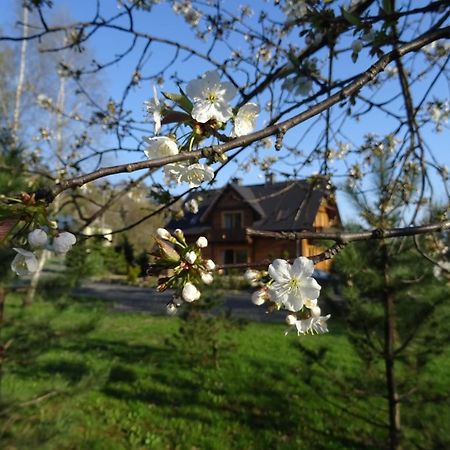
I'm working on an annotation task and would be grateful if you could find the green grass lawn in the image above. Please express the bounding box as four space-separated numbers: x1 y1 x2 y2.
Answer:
1 293 449 450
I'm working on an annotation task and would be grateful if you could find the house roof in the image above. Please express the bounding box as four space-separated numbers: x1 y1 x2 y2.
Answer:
167 178 332 233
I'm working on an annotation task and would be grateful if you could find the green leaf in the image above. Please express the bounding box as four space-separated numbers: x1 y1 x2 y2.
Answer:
341 8 363 28
162 91 193 114
383 0 393 15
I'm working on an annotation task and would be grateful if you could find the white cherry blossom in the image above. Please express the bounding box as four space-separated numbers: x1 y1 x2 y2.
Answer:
251 289 268 306
201 272 214 285
28 229 48 249
205 259 216 271
164 162 214 187
196 236 208 248
186 70 237 123
185 251 197 264
144 136 179 159
182 282 201 302
52 232 77 254
144 86 163 134
233 103 260 137
185 198 199 214
157 228 172 240
351 39 364 53
166 302 178 315
11 248 39 276
268 256 321 312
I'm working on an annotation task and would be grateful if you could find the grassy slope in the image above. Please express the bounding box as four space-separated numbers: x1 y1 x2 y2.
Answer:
1 294 449 450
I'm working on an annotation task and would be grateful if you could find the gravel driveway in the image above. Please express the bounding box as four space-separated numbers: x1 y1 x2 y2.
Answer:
75 282 286 322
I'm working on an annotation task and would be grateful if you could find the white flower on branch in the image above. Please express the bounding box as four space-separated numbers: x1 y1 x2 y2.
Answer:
268 257 321 312
164 162 214 188
144 136 179 159
233 103 260 137
283 0 308 19
185 198 199 214
251 289 269 306
11 248 39 276
166 302 178 315
196 236 208 248
37 94 53 109
286 314 330 336
282 76 312 97
205 259 216 271
182 282 201 302
28 229 48 249
244 269 260 287
351 39 363 54
144 86 163 134
185 250 197 264
186 70 237 123
157 227 172 240
52 232 77 254
201 272 214 285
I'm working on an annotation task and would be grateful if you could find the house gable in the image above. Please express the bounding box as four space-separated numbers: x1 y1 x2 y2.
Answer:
166 178 341 269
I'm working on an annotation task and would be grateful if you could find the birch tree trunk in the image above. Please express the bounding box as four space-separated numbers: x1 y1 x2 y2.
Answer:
12 5 29 138
23 77 66 306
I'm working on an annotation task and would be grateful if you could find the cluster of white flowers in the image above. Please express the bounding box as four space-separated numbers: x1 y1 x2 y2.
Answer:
172 1 202 27
11 229 76 277
152 228 216 314
37 94 53 109
249 257 330 336
142 70 260 188
427 100 449 132
184 198 199 214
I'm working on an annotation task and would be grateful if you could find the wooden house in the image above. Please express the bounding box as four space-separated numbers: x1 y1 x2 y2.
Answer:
167 177 341 271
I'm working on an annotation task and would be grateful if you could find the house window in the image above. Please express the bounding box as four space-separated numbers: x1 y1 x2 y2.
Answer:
224 249 248 264
223 211 242 229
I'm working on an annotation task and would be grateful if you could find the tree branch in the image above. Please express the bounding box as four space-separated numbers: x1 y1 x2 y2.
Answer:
49 26 450 198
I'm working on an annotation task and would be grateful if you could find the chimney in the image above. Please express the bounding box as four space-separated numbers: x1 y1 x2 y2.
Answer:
265 173 275 184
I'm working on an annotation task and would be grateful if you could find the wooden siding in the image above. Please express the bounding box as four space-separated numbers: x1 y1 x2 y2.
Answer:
185 188 338 271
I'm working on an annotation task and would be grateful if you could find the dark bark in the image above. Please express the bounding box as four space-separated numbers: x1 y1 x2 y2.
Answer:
381 241 402 450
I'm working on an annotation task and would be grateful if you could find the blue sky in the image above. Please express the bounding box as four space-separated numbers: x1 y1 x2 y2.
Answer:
1 0 449 223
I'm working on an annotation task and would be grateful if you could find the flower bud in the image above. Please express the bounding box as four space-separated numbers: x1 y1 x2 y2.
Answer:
196 236 208 248
205 259 215 271
166 302 178 315
351 39 363 53
201 272 214 285
244 269 260 286
53 232 76 254
251 289 266 306
157 228 171 240
185 250 197 264
182 282 201 302
285 313 297 326
28 228 48 249
311 306 322 318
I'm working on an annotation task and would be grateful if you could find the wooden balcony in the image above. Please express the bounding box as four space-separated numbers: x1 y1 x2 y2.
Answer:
209 228 247 242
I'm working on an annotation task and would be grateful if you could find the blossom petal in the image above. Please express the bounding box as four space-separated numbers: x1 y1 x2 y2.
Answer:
268 259 291 283
220 82 238 101
300 277 321 301
191 101 217 123
284 291 304 312
292 256 314 278
186 77 206 100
